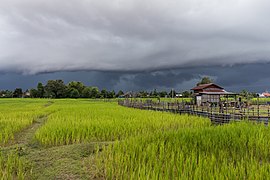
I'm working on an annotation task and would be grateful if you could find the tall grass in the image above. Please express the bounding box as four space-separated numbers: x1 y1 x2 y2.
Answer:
35 100 210 146
0 99 53 144
251 98 270 105
0 151 31 179
131 98 192 103
3 99 270 179
95 122 270 179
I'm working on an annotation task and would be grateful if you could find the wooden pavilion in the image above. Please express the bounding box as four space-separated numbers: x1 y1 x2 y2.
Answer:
191 83 236 106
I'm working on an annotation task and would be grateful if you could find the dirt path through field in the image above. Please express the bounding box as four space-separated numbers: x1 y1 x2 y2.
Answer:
5 116 47 148
1 102 99 179
8 101 54 147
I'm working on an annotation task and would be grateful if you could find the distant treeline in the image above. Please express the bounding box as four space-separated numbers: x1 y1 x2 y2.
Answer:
0 78 260 99
0 80 192 99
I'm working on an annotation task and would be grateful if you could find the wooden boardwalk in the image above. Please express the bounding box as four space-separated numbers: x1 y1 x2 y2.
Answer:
118 99 270 125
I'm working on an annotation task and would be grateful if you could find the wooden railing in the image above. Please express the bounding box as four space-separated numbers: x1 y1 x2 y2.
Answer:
118 99 270 125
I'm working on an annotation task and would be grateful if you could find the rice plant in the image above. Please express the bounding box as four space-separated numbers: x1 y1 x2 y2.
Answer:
95 122 270 179
3 99 270 179
0 99 53 144
35 100 210 146
0 151 31 179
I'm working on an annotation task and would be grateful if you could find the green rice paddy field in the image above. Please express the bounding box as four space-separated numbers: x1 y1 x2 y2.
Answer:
1 99 270 179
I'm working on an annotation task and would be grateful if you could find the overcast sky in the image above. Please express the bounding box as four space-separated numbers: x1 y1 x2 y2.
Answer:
1 0 270 92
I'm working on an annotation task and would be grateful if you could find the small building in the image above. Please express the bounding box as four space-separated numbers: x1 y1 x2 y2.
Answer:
191 83 235 106
124 91 140 98
262 92 270 98
23 90 31 98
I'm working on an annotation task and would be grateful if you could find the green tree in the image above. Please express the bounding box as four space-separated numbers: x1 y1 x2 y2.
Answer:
107 90 116 98
100 89 108 98
37 82 45 98
91 87 99 98
169 89 176 98
182 91 191 98
240 89 249 97
30 89 38 98
82 87 93 98
197 76 213 86
152 89 158 97
0 90 13 98
159 91 167 97
116 90 124 98
67 81 85 97
68 88 80 98
139 91 148 98
13 88 23 98
45 80 67 98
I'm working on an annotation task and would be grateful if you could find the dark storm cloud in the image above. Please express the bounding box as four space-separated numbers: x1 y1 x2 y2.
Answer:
1 63 269 93
208 64 270 91
113 63 270 92
1 0 270 74
116 71 197 90
0 71 123 90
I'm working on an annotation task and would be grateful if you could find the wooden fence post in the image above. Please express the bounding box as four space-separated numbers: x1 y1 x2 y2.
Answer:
163 102 165 112
118 98 270 126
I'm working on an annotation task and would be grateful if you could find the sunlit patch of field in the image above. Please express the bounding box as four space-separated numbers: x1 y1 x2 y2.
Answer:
35 100 209 146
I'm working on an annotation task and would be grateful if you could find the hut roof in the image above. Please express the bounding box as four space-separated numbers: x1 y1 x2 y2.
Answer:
262 92 270 97
191 83 223 91
199 91 236 95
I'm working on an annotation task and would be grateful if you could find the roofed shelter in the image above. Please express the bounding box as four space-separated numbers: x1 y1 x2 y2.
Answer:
262 92 270 98
191 83 236 106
